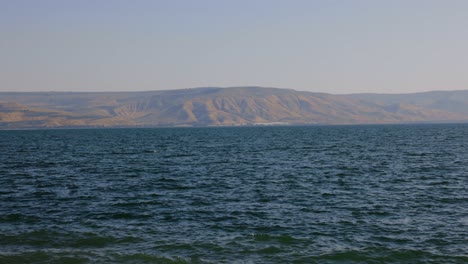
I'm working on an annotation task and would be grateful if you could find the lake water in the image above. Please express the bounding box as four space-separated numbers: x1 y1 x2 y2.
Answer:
0 124 467 263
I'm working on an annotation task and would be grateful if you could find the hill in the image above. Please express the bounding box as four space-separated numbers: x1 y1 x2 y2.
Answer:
1 87 468 128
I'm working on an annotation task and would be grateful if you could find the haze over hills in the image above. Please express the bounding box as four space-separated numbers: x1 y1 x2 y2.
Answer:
347 90 468 114
1 87 468 129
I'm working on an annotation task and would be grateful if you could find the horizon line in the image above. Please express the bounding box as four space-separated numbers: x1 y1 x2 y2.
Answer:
0 86 467 95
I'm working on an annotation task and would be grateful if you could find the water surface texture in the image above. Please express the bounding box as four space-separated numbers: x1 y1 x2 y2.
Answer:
0 125 467 263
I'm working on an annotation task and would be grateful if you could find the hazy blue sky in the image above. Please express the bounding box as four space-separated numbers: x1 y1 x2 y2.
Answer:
1 0 467 93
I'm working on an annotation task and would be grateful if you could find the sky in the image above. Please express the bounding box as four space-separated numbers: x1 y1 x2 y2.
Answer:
1 0 468 94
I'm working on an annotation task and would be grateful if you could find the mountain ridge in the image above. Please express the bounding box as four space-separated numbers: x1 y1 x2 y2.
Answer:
2 87 468 129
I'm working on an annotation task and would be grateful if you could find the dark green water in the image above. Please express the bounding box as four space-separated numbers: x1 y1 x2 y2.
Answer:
0 124 467 263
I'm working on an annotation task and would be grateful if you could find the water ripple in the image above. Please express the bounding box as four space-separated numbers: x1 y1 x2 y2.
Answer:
0 124 467 263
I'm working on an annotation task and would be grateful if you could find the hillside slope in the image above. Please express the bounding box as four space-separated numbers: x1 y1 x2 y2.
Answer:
1 87 468 128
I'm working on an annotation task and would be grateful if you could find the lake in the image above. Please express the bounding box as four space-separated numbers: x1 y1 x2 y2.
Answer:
0 124 467 263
